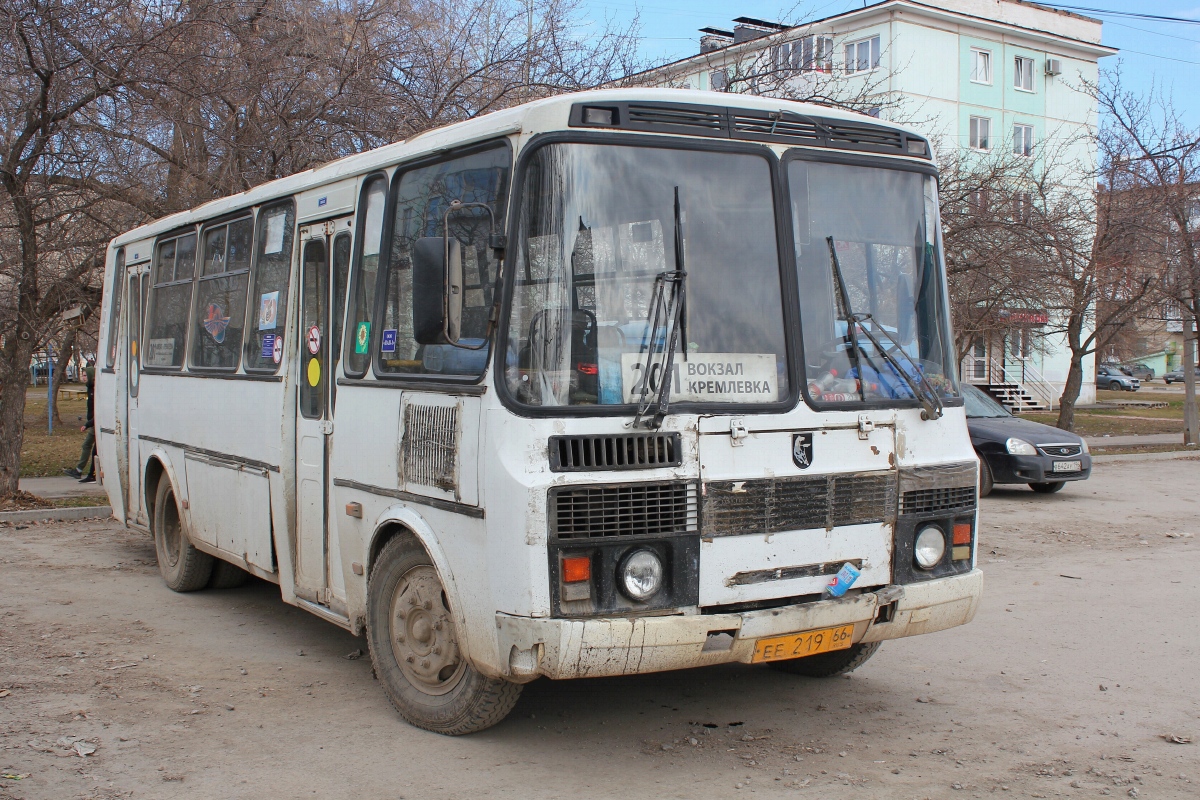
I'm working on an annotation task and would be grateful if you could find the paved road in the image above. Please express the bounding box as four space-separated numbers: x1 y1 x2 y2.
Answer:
18 476 108 499
2 459 1198 799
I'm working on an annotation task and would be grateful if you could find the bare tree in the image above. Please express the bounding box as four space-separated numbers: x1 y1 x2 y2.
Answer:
1096 73 1200 444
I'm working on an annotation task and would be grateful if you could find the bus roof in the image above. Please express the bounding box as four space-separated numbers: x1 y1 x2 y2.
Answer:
111 88 927 248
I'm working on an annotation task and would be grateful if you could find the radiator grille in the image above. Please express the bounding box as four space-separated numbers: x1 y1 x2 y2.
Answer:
900 486 977 515
549 433 681 472
401 404 458 491
702 472 897 537
1038 443 1082 457
550 482 698 540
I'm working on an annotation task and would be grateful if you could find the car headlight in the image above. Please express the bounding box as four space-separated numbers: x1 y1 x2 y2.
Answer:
1005 437 1037 456
1079 438 1089 455
914 526 946 570
618 549 664 602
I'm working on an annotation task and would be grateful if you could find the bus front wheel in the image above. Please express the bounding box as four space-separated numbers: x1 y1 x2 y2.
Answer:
152 477 214 592
366 536 522 735
768 642 881 678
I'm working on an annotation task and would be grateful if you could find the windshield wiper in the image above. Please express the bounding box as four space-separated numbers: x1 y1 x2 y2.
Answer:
631 187 687 429
825 236 943 421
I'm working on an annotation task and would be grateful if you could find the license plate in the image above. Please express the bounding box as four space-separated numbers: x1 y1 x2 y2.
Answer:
1052 460 1082 473
751 625 855 663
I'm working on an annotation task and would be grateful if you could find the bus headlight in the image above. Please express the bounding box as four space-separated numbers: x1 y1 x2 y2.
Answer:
914 526 946 569
618 549 664 601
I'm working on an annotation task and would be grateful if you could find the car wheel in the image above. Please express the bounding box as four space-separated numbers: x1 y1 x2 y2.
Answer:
1029 481 1066 494
366 536 522 735
1108 381 1121 390
978 457 994 498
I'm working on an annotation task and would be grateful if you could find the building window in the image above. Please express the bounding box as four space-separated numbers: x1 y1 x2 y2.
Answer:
970 48 992 84
1013 123 1034 157
710 69 728 91
1013 192 1033 223
970 189 990 214
1014 56 1035 91
844 35 880 75
799 35 833 73
969 116 991 150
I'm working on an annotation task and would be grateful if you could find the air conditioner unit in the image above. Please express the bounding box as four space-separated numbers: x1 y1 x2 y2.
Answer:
1045 58 1062 76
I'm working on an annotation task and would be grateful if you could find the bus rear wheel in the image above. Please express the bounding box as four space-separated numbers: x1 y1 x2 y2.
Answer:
152 477 213 592
768 642 881 677
366 536 521 735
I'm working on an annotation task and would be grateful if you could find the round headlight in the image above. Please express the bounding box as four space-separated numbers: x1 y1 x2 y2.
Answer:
914 526 946 570
618 549 664 602
1005 437 1037 456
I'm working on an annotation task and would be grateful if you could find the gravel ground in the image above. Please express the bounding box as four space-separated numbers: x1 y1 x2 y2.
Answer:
1 458 1198 799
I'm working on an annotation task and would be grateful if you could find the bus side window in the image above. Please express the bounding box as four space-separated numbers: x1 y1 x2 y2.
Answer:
244 201 296 372
377 144 510 377
145 231 197 369
191 217 253 370
105 249 125 369
344 175 387 377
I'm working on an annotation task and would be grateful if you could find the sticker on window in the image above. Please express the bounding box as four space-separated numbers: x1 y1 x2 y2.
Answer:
620 353 778 403
273 335 283 364
264 212 286 254
261 333 276 360
258 291 280 330
381 329 398 353
354 321 370 354
202 303 231 343
145 338 176 367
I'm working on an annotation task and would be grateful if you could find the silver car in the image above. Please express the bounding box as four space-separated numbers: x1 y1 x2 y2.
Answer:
1096 365 1139 391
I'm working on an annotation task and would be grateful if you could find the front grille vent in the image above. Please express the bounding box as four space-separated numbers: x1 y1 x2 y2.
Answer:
549 433 681 472
550 482 698 539
901 486 976 515
702 472 897 537
1037 444 1082 457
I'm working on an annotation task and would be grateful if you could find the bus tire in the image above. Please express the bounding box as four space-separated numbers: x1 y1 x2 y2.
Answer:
152 477 213 592
208 560 250 589
768 642 881 678
366 536 521 735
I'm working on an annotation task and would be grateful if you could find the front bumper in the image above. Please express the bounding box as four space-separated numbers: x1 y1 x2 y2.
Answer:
495 569 983 681
990 452 1092 484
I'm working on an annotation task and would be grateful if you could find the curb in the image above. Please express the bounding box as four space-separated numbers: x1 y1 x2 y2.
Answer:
1092 450 1200 464
0 506 113 524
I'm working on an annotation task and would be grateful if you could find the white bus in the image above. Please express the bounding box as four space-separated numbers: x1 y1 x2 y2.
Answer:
96 89 982 735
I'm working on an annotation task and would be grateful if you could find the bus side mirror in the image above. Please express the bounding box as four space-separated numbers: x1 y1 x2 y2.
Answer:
412 236 462 345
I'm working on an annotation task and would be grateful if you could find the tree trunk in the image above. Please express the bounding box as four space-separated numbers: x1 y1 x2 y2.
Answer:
1056 352 1085 431
0 338 38 496
48 329 78 425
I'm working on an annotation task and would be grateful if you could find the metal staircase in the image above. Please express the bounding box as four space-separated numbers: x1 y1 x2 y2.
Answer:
970 357 1058 413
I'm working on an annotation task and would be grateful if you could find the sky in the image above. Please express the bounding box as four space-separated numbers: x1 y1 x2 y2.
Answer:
586 0 1200 128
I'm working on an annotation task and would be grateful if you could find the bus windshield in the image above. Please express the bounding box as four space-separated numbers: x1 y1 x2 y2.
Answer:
505 143 789 408
788 159 958 406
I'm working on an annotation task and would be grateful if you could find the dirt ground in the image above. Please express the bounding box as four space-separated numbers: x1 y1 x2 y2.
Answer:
2 458 1198 800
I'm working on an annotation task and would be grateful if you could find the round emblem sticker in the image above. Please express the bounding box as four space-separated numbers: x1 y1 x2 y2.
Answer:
307 357 321 387
307 324 321 355
273 335 283 364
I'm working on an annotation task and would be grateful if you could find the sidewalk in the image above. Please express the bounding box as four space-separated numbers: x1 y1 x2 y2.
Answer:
19 475 108 499
1083 433 1185 448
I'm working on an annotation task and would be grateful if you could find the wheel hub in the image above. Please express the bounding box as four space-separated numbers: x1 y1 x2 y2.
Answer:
388 565 464 695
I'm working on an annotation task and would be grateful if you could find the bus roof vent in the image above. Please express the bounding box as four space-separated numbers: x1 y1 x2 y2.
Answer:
549 432 682 472
625 104 727 137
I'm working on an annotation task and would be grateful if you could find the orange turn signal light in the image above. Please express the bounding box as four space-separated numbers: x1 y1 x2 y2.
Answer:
952 523 973 546
562 556 592 583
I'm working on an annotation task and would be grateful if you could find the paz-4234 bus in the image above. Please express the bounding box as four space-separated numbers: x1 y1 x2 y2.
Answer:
96 89 982 735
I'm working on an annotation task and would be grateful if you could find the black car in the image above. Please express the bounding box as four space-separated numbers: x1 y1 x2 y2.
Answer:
963 384 1091 497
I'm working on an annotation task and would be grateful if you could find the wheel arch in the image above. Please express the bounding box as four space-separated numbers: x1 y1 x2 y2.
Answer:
366 507 480 667
142 450 183 525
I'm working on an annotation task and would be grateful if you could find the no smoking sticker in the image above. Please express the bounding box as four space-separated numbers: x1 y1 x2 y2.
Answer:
306 324 321 355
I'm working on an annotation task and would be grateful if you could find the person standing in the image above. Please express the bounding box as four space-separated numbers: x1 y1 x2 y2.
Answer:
64 366 96 482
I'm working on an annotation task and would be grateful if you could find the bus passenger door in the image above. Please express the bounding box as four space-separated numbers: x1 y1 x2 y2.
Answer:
294 218 353 607
124 267 148 523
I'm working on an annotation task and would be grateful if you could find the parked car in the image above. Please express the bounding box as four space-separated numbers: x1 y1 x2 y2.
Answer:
964 384 1092 497
1120 362 1155 380
1096 365 1139 391
1163 366 1200 384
